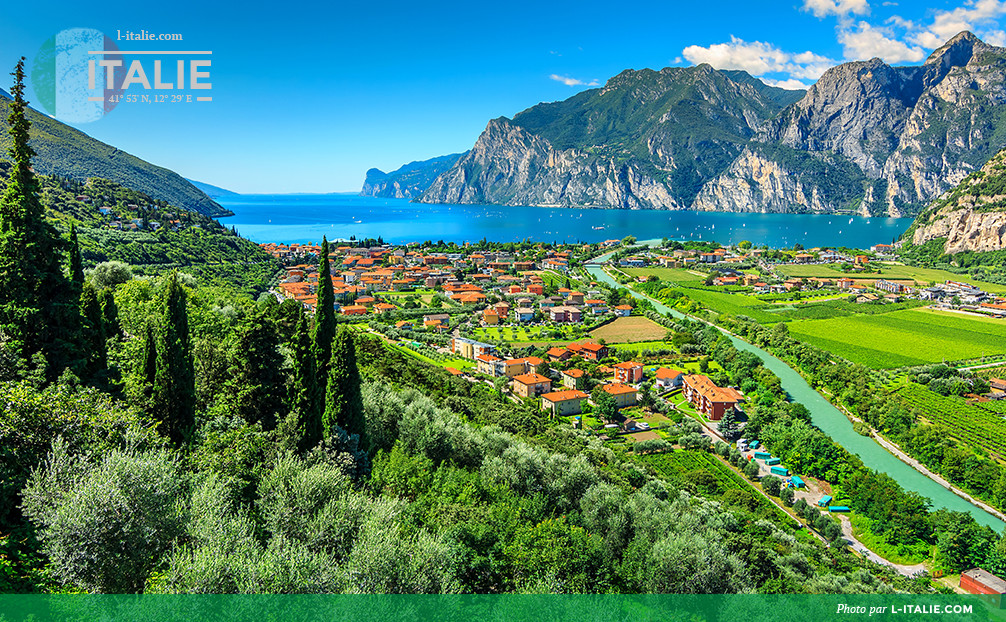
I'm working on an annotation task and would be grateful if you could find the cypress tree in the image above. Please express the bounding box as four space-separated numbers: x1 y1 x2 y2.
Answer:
0 58 77 378
225 311 285 430
312 236 336 386
140 321 157 402
290 309 322 451
79 281 106 381
323 326 366 446
68 224 84 286
153 273 195 446
98 288 120 338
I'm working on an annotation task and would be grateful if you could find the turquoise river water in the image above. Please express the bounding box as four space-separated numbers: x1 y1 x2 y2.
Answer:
585 261 1005 531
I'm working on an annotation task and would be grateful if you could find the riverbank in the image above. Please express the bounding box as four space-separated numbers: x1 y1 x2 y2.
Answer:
585 256 1006 532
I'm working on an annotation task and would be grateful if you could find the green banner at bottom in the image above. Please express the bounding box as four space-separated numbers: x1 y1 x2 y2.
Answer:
0 594 1001 622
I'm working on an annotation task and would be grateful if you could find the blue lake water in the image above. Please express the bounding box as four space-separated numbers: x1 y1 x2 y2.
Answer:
218 194 914 248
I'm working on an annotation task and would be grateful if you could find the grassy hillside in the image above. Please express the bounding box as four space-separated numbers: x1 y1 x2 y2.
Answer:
0 90 228 218
0 165 279 295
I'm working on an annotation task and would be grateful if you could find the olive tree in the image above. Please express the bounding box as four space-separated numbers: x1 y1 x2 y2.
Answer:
22 441 186 592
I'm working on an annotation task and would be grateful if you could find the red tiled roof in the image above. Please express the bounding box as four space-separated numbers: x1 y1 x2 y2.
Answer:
541 390 588 403
513 373 551 385
601 383 637 395
655 368 682 380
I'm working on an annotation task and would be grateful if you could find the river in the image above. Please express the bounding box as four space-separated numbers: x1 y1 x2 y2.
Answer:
585 261 1006 531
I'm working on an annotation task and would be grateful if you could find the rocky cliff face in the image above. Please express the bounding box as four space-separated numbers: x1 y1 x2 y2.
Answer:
410 32 1006 218
692 145 870 213
733 31 1006 217
909 149 1006 253
361 153 463 199
420 118 682 208
420 65 790 209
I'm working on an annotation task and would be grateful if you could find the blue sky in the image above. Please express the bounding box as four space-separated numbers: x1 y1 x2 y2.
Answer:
2 0 1006 193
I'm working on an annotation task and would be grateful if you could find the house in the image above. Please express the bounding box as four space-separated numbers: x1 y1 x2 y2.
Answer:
550 306 582 323
372 303 396 314
654 368 683 390
579 342 608 361
614 305 632 317
561 368 585 390
682 374 743 421
514 307 535 323
700 253 720 263
512 373 553 398
960 568 1006 602
341 305 368 316
793 253 814 264
540 390 589 416
600 383 638 408
503 356 543 378
476 353 503 377
854 255 869 265
547 346 573 362
874 279 904 294
990 378 1006 393
613 361 643 384
451 337 495 360
836 278 855 289
482 309 500 325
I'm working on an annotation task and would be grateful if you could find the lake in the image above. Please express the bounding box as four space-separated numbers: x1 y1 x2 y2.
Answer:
217 194 914 248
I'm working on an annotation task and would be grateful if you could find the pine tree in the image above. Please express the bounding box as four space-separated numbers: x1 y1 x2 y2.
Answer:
225 311 285 430
312 236 336 386
323 326 366 446
152 273 195 446
78 281 106 381
717 409 739 440
0 58 78 378
290 309 322 451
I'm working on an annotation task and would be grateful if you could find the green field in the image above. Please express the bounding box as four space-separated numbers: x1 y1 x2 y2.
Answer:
788 308 1006 368
624 267 706 286
777 262 1006 294
389 343 475 371
668 287 782 323
473 325 586 344
612 340 676 353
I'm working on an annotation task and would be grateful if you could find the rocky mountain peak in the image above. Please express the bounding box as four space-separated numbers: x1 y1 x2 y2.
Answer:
925 31 987 66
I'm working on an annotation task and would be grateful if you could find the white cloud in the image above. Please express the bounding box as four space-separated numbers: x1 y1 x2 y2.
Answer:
802 0 870 18
682 36 836 81
549 74 600 87
907 0 1006 49
838 21 927 62
761 78 813 90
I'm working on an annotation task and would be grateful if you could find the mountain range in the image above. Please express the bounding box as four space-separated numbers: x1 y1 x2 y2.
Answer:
366 32 1006 219
0 90 228 218
361 153 464 199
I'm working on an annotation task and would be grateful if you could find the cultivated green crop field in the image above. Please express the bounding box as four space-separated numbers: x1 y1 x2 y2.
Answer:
788 308 1006 368
624 267 706 286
